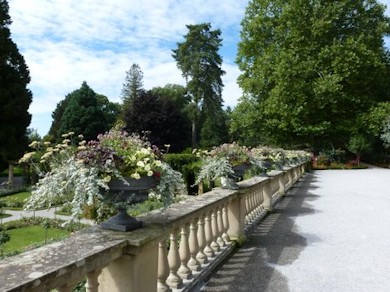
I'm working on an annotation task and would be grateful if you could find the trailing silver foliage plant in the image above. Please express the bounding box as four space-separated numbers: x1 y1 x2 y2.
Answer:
194 156 234 186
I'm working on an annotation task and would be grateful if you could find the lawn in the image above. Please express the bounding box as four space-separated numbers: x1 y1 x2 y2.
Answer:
0 191 31 210
0 213 12 219
2 226 69 253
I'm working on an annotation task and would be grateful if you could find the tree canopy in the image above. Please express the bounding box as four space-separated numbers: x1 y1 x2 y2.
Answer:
120 63 144 116
173 23 225 148
124 90 191 152
235 0 390 149
0 0 32 162
58 82 111 141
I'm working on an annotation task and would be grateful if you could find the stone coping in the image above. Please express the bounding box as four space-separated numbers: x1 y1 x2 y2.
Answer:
0 225 166 292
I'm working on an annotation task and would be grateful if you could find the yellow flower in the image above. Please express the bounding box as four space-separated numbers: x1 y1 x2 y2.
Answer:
28 141 39 148
131 173 141 180
136 161 145 167
147 170 153 176
155 160 162 167
19 152 36 163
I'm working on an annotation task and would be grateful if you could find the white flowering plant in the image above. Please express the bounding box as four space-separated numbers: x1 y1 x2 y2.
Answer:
19 127 185 222
193 143 253 188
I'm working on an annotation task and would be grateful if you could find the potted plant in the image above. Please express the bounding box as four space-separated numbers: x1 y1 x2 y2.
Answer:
194 143 253 190
19 126 185 231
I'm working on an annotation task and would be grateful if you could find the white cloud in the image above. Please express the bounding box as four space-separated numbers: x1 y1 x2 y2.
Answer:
6 0 390 136
7 0 248 136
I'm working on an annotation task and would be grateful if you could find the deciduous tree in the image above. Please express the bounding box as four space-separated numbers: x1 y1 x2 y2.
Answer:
236 0 390 148
124 90 191 152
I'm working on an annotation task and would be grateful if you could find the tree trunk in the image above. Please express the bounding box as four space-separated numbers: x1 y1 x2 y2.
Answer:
191 119 197 150
7 163 14 187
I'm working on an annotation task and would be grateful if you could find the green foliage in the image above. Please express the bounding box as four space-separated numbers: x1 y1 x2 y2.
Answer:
58 82 110 141
150 84 190 112
163 153 201 194
0 0 32 162
236 0 390 148
173 23 225 148
361 102 390 136
0 191 31 209
121 63 144 109
48 95 71 141
316 149 347 166
0 186 29 198
200 110 229 148
0 230 10 256
124 90 191 152
381 116 390 147
348 134 372 156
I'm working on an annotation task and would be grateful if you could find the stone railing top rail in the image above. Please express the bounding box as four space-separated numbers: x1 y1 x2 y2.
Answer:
0 224 166 292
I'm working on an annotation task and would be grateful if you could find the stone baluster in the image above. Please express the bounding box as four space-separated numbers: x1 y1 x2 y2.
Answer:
85 270 101 292
196 215 208 264
278 174 286 196
222 203 231 244
204 211 215 258
157 238 171 292
262 182 272 211
166 230 183 289
246 192 255 223
188 218 201 271
210 209 220 252
251 191 257 216
178 224 192 280
216 207 225 248
244 195 250 224
253 188 261 216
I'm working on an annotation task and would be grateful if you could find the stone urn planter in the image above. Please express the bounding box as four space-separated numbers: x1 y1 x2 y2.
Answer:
258 160 272 177
100 176 158 232
222 163 251 190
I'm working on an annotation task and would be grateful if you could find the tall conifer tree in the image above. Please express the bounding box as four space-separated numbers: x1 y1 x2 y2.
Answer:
0 0 32 180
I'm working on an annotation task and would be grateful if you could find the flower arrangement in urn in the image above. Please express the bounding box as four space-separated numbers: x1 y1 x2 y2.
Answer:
194 142 253 190
19 126 185 229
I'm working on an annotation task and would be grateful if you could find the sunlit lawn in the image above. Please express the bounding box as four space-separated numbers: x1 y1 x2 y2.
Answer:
2 226 69 253
0 192 31 210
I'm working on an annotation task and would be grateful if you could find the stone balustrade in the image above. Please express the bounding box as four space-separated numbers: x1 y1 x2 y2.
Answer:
0 163 306 292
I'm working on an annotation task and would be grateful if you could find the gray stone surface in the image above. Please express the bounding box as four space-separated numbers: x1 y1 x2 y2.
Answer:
200 166 390 292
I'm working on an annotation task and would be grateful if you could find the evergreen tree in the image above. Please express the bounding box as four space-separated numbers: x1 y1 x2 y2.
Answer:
236 0 390 148
173 23 225 148
0 0 32 183
47 95 71 141
121 63 144 117
59 82 108 141
49 92 119 142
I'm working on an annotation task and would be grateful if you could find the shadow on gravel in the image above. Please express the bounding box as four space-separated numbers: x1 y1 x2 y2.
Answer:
200 172 320 292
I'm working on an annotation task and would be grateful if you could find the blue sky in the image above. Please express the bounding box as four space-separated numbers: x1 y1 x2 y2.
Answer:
7 0 390 137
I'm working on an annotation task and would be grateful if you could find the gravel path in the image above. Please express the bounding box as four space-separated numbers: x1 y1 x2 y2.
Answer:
201 166 390 292
1 207 94 225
